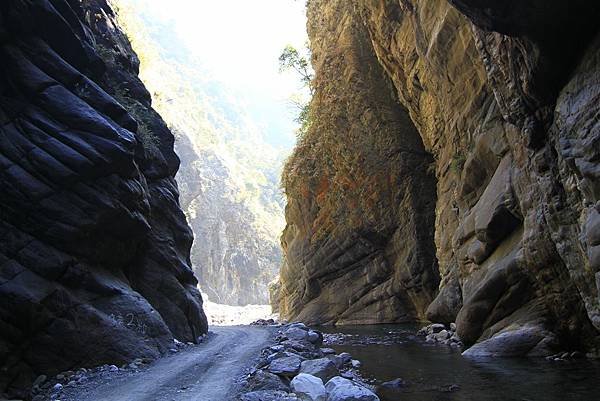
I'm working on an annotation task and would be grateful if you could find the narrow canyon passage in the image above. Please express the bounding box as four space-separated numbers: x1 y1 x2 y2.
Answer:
1 0 599 400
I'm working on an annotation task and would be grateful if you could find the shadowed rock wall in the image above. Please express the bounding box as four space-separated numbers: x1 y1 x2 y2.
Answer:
278 0 600 356
0 0 207 396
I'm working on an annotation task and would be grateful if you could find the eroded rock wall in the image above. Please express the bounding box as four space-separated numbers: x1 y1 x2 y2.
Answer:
278 0 600 355
0 0 207 396
278 0 439 325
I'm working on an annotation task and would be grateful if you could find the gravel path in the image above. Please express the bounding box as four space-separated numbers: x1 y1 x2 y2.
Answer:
56 326 273 401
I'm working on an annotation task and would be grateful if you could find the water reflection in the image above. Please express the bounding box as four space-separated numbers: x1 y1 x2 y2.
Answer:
318 325 600 401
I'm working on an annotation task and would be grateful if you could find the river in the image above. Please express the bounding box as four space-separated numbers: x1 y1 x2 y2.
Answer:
319 324 600 401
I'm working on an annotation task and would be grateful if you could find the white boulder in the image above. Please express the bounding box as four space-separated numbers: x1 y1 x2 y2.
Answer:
291 373 327 401
325 376 379 401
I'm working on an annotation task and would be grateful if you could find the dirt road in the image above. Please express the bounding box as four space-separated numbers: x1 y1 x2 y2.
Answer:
58 326 272 401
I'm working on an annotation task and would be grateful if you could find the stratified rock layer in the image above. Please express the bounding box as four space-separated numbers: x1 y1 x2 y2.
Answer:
278 0 439 325
0 0 207 396
278 0 600 355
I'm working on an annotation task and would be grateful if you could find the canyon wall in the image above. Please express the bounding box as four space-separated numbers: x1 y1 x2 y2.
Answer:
0 0 207 396
278 0 600 356
278 0 440 325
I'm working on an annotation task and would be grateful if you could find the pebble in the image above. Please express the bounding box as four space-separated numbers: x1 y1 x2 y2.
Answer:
381 378 407 388
32 374 47 389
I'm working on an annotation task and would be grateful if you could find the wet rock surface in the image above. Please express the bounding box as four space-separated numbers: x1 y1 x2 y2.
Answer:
0 0 207 397
277 0 600 355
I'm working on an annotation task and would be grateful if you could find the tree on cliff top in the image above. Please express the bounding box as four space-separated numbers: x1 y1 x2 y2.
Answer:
279 45 314 95
279 44 314 138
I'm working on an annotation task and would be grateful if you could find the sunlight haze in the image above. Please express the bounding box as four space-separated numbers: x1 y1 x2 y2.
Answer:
138 0 309 148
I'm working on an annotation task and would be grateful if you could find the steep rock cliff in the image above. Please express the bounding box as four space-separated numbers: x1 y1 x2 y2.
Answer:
278 0 440 325
0 0 207 396
278 0 600 355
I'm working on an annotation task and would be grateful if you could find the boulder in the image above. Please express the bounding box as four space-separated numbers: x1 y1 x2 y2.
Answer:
307 330 323 346
300 358 340 382
288 323 309 331
291 373 327 401
241 390 298 401
380 378 406 388
462 325 557 357
338 353 352 364
327 352 353 369
435 330 450 341
268 356 302 377
246 369 290 392
325 377 380 401
325 355 343 369
267 351 304 364
285 327 310 342
280 340 322 359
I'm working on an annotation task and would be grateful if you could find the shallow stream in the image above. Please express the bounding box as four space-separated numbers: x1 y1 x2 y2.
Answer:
319 325 600 401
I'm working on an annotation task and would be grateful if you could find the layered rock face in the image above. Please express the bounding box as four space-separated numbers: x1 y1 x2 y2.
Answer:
278 0 600 355
0 0 207 396
278 0 440 325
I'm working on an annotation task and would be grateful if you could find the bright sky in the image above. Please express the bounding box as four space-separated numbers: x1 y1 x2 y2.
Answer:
139 0 309 149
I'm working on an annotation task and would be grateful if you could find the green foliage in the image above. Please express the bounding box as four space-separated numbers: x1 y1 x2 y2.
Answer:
106 76 160 156
287 94 312 139
95 42 116 66
279 44 314 139
295 102 311 135
450 153 466 174
279 45 314 94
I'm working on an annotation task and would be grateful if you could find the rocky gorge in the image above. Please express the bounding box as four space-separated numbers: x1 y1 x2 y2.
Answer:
276 0 600 357
1 0 600 399
0 0 207 397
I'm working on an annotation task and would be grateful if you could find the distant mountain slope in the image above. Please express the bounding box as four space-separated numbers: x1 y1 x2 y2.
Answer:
114 0 286 305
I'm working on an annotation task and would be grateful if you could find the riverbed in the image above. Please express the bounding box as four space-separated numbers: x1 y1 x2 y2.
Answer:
319 325 600 401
